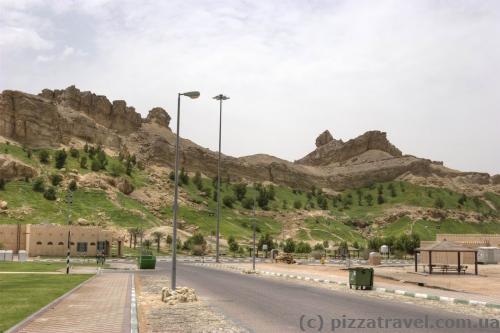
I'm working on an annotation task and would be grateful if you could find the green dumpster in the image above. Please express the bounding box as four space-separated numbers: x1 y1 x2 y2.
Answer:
138 254 156 269
348 267 373 290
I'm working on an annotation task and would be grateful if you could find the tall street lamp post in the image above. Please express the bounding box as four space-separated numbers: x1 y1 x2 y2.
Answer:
171 91 200 290
213 94 229 263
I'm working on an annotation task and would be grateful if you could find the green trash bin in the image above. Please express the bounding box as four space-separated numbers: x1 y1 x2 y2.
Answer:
348 267 373 290
138 254 156 269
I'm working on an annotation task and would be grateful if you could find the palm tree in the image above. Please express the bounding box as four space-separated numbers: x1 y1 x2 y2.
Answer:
151 231 165 254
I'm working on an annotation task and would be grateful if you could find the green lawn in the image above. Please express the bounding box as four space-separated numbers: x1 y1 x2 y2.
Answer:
0 262 65 272
0 274 91 332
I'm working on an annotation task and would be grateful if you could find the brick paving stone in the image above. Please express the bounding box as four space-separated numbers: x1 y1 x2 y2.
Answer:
14 273 131 333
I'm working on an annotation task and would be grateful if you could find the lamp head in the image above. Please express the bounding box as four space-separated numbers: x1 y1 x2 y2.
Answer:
213 94 230 101
181 91 200 99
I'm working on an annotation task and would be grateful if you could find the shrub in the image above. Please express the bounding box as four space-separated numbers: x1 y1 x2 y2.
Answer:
97 150 108 168
169 171 175 181
69 147 79 158
32 177 45 192
296 241 312 253
80 156 88 169
54 149 67 169
39 150 50 164
458 193 467 206
223 195 236 208
68 180 77 192
0 178 5 190
83 143 89 153
434 197 445 209
233 183 247 201
51 174 63 186
293 199 302 209
108 160 125 177
313 243 324 251
316 195 328 210
201 186 212 198
228 236 239 256
43 186 57 200
283 238 296 253
242 197 255 209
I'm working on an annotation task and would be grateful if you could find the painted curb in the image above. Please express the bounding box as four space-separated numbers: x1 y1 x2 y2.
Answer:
194 262 500 309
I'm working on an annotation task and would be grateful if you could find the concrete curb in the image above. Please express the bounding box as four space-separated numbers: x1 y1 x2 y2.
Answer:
130 274 138 333
194 263 500 309
5 274 97 333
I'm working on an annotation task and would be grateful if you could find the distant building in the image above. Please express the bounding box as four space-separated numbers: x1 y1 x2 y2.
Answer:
0 224 121 257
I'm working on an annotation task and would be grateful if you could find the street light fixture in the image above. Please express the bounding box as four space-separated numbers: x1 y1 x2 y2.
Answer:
171 91 200 290
213 94 229 263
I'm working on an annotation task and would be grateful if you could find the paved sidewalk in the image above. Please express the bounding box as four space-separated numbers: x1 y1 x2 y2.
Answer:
12 273 132 333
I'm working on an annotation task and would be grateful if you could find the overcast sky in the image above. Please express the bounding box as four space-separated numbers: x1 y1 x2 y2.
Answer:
1 0 499 174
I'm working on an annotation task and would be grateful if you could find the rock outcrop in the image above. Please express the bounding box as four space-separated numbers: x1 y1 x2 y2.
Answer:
1 86 497 192
296 130 402 166
146 107 171 128
0 155 37 180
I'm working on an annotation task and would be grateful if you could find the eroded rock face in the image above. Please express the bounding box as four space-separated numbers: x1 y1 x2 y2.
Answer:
40 85 142 135
146 107 171 128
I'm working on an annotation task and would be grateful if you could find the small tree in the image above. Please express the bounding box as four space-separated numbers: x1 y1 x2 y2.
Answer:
32 177 45 192
223 195 236 208
228 235 239 257
242 197 255 209
151 231 165 253
91 160 102 172
377 193 385 205
54 149 67 169
165 234 173 250
97 150 108 169
388 183 397 197
296 241 312 253
69 147 79 159
193 171 203 190
283 238 296 253
365 193 374 206
233 183 247 201
39 150 50 164
80 156 88 169
179 167 189 185
68 180 77 192
51 174 63 186
43 186 57 200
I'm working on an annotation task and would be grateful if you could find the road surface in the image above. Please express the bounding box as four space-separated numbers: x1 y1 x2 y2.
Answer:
145 262 498 332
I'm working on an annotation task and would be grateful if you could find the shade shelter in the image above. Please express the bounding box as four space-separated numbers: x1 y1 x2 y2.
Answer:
415 240 478 275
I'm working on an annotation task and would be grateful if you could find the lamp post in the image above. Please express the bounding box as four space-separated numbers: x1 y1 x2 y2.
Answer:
213 94 229 263
252 191 256 271
171 91 200 290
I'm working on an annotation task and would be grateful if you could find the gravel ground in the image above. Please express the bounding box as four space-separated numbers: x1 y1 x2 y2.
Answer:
137 274 248 333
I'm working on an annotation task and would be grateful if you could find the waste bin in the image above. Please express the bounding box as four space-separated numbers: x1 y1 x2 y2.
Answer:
348 267 373 290
138 255 156 269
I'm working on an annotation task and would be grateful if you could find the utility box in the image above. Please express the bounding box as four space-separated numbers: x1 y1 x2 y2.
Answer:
348 267 374 290
368 252 381 266
477 247 500 264
138 255 156 269
18 250 28 262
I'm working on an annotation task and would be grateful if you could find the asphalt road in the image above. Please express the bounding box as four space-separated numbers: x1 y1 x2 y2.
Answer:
147 262 499 333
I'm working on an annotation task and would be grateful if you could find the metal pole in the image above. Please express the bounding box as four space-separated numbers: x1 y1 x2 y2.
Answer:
171 93 181 290
216 97 222 263
66 191 72 275
252 191 256 271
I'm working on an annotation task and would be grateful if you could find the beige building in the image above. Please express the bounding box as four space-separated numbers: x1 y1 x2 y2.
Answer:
436 234 500 248
0 224 120 257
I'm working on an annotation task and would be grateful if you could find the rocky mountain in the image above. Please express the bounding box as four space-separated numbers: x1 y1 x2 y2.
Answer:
1 86 498 192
